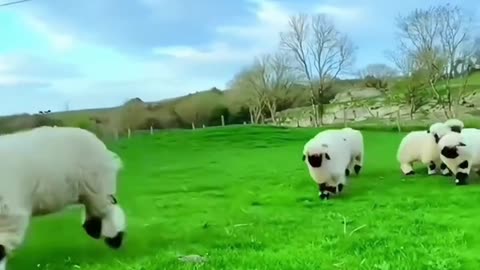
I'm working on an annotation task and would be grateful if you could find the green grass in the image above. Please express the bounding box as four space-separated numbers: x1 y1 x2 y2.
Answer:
9 126 480 269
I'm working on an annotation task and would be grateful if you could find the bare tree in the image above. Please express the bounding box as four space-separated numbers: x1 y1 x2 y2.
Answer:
253 53 297 124
228 67 267 124
280 13 355 126
393 4 473 118
437 4 472 78
386 51 430 119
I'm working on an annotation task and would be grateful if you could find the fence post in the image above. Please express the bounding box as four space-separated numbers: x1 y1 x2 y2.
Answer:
191 122 196 130
243 121 247 125
202 124 206 128
221 115 225 126
396 108 401 132
150 126 153 135
127 128 131 139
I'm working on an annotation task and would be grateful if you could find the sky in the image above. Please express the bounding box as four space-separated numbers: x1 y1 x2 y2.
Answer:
0 0 478 115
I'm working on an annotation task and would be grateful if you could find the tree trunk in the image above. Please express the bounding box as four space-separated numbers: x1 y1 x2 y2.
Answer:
266 102 277 125
309 90 318 127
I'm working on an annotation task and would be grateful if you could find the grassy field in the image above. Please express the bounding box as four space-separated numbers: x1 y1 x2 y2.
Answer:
8 126 480 270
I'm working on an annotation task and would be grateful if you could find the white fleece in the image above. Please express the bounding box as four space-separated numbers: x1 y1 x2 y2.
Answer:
438 128 480 182
340 127 364 174
396 122 452 175
303 130 351 188
0 126 125 268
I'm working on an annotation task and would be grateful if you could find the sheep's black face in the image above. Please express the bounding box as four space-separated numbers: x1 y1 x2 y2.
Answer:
307 154 323 168
307 153 330 168
441 146 459 159
451 126 462 133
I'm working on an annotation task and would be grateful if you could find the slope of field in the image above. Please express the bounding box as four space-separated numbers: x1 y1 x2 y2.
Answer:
9 126 480 270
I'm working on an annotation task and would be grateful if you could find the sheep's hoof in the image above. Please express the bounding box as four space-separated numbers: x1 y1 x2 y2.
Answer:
105 232 124 249
354 165 362 175
455 179 468 186
337 184 344 193
83 218 102 239
345 169 350 176
405 171 415 176
319 193 330 200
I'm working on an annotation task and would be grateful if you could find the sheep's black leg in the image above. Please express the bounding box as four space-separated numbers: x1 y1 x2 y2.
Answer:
455 160 469 186
318 183 336 200
0 245 5 269
354 165 362 175
345 168 350 176
427 161 437 175
337 183 344 193
440 162 452 176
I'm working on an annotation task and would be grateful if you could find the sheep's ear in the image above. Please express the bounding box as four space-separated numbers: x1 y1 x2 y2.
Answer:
458 142 466 147
302 154 306 161
325 153 331 160
427 130 430 133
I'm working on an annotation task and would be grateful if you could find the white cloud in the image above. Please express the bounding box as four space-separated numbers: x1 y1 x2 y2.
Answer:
150 0 292 82
314 4 370 31
22 15 75 52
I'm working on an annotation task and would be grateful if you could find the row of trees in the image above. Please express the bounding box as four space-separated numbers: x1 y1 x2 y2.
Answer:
230 3 479 125
387 4 478 118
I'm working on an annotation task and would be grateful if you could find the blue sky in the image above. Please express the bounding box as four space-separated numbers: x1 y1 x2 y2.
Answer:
0 0 478 115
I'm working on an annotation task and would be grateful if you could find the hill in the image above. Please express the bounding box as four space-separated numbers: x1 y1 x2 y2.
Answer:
1 72 480 136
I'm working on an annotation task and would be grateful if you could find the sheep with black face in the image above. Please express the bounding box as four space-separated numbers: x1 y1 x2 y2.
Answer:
438 128 480 186
302 130 351 200
396 122 452 176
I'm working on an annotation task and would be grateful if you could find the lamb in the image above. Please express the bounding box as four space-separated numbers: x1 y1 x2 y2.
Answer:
302 129 352 200
438 128 480 185
0 126 126 270
444 118 464 133
340 127 364 177
396 122 452 176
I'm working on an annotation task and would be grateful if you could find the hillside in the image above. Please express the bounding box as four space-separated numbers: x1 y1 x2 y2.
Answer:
278 72 480 128
1 73 480 136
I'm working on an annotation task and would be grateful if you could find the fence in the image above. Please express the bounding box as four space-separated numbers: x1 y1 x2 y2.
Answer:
109 110 464 142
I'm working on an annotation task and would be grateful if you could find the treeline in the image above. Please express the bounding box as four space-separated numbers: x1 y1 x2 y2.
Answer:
228 4 480 125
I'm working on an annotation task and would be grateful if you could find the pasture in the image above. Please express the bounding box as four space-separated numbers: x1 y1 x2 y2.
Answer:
9 126 480 270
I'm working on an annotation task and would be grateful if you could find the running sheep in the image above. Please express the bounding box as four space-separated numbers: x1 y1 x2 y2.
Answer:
340 127 364 177
438 128 480 185
444 118 464 133
0 126 126 270
396 122 452 176
302 129 352 200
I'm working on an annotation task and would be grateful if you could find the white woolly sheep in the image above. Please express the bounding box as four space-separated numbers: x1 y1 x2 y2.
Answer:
396 122 452 176
438 128 480 185
444 118 464 133
340 127 364 177
0 126 126 270
302 130 352 200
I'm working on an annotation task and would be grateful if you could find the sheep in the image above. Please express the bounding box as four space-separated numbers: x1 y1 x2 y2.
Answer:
444 118 464 133
302 129 352 200
340 127 364 177
396 122 452 176
438 128 480 185
0 126 126 269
